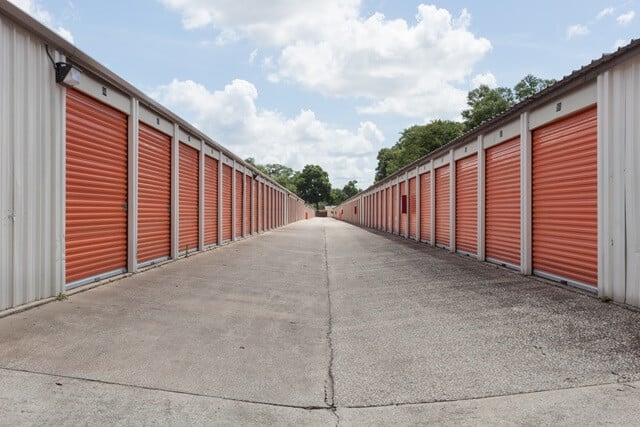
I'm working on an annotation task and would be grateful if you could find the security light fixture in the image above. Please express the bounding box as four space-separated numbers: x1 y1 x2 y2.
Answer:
55 62 80 87
45 45 81 88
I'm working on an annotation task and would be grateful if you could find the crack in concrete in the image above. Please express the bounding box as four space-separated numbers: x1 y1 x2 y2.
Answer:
0 366 330 412
322 225 339 426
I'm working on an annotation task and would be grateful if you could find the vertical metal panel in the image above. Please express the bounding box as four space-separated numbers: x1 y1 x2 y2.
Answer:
486 137 520 266
435 165 450 248
258 182 263 231
455 154 478 255
222 164 232 241
128 100 139 273
599 60 640 307
234 170 243 238
178 142 199 252
245 175 251 235
253 180 258 233
386 188 392 232
0 16 63 309
137 122 171 264
66 89 128 285
532 106 598 287
420 172 431 242
204 156 218 246
392 185 398 234
400 183 407 236
409 178 417 238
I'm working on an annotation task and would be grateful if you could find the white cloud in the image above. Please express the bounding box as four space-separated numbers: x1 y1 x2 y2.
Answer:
617 11 635 26
150 79 385 187
248 48 258 64
566 24 589 39
159 1 491 121
471 72 497 88
597 7 614 19
9 0 74 43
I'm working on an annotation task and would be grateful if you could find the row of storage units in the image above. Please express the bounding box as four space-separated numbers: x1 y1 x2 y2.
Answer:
335 38 640 310
0 3 313 312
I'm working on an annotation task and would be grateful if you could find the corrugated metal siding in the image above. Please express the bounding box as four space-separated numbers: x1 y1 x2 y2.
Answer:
400 183 407 236
420 172 431 242
0 16 63 310
392 185 398 234
485 137 520 266
532 106 598 286
178 142 199 252
386 188 392 231
235 170 243 238
245 175 251 235
66 89 128 285
409 178 417 238
137 122 171 264
435 165 450 248
222 164 232 241
252 179 258 233
258 182 263 231
204 156 218 246
455 154 477 255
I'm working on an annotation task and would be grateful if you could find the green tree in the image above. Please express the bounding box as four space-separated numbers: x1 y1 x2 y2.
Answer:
294 164 332 210
264 163 297 193
245 157 268 175
374 120 464 182
375 147 398 182
342 180 361 199
514 74 557 102
245 158 297 193
461 85 515 131
330 188 346 205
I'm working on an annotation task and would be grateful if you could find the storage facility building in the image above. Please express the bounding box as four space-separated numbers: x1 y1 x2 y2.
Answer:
0 2 313 313
335 38 640 310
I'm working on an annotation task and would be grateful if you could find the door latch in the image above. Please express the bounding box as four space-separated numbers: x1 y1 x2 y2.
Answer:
121 203 128 211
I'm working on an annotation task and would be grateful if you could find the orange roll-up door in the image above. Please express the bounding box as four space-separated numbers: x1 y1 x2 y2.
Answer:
65 89 128 285
532 107 597 287
235 170 243 238
486 137 520 266
137 122 171 265
420 172 431 242
179 143 199 253
222 164 232 241
435 165 450 248
400 183 407 236
409 178 417 238
455 154 477 255
204 156 218 246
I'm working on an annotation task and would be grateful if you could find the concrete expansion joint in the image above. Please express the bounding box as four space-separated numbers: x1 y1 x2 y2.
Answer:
322 226 337 424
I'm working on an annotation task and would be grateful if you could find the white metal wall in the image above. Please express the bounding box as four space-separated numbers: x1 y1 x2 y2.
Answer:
0 13 64 310
598 56 640 307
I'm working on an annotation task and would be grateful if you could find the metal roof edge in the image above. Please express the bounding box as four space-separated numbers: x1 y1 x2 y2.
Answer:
339 38 640 206
0 0 300 200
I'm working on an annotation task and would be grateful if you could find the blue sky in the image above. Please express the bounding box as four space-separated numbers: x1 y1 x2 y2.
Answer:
11 0 639 188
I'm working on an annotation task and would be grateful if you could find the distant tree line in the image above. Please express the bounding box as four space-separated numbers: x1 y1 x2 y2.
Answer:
245 159 360 210
375 74 556 182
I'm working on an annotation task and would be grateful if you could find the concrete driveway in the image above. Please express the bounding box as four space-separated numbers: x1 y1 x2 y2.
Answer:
1 218 639 425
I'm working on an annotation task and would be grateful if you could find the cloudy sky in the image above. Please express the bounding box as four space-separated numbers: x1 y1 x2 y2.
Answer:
10 0 639 188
